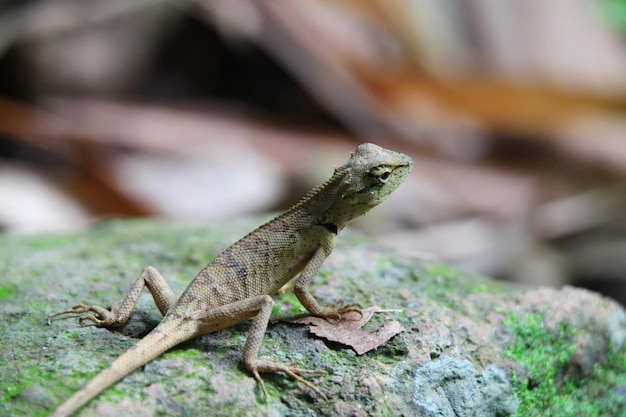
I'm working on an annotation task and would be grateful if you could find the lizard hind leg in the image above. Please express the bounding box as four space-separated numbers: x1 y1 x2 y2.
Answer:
47 266 178 328
243 295 328 401
195 295 328 401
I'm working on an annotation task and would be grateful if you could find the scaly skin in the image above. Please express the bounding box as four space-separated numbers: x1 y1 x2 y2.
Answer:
47 143 413 417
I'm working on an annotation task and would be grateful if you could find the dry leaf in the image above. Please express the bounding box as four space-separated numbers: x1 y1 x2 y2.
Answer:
279 305 404 355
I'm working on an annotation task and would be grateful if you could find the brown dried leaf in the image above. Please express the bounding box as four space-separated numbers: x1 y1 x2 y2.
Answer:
280 306 403 355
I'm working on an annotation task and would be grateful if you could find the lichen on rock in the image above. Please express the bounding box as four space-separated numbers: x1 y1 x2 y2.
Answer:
413 356 518 417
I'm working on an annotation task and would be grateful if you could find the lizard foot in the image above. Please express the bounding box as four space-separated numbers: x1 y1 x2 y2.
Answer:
247 360 328 401
319 300 362 320
47 304 121 327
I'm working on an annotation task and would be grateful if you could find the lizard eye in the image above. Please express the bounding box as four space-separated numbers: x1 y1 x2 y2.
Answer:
369 166 392 183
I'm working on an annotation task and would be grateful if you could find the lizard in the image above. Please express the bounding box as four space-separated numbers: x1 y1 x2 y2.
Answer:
46 142 413 417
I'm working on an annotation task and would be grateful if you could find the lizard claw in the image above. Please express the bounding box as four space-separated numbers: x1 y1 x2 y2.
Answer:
247 360 328 401
319 300 362 320
47 304 118 328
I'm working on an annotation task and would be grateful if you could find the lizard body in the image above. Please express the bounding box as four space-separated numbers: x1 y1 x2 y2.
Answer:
47 143 413 417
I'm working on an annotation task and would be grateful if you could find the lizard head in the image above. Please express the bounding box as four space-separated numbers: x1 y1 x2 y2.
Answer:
331 143 413 222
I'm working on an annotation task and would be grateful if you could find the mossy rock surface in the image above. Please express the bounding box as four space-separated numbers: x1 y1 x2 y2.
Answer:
1 218 624 417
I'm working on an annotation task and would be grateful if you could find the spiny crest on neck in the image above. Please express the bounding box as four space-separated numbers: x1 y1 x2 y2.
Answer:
275 143 413 220
279 166 348 219
287 143 371 212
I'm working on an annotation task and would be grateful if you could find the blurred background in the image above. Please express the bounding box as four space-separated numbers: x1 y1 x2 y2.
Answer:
1 0 625 305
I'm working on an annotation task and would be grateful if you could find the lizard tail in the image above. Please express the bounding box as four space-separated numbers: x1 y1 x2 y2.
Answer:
49 319 195 417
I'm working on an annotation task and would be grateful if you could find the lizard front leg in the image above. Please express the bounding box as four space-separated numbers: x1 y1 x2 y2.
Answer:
48 266 178 327
294 244 361 320
193 295 327 400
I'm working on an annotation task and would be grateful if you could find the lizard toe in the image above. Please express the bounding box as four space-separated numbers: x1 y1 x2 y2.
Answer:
247 360 328 401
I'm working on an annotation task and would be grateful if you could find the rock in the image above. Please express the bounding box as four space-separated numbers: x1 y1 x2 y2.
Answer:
0 218 624 416
413 357 518 417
